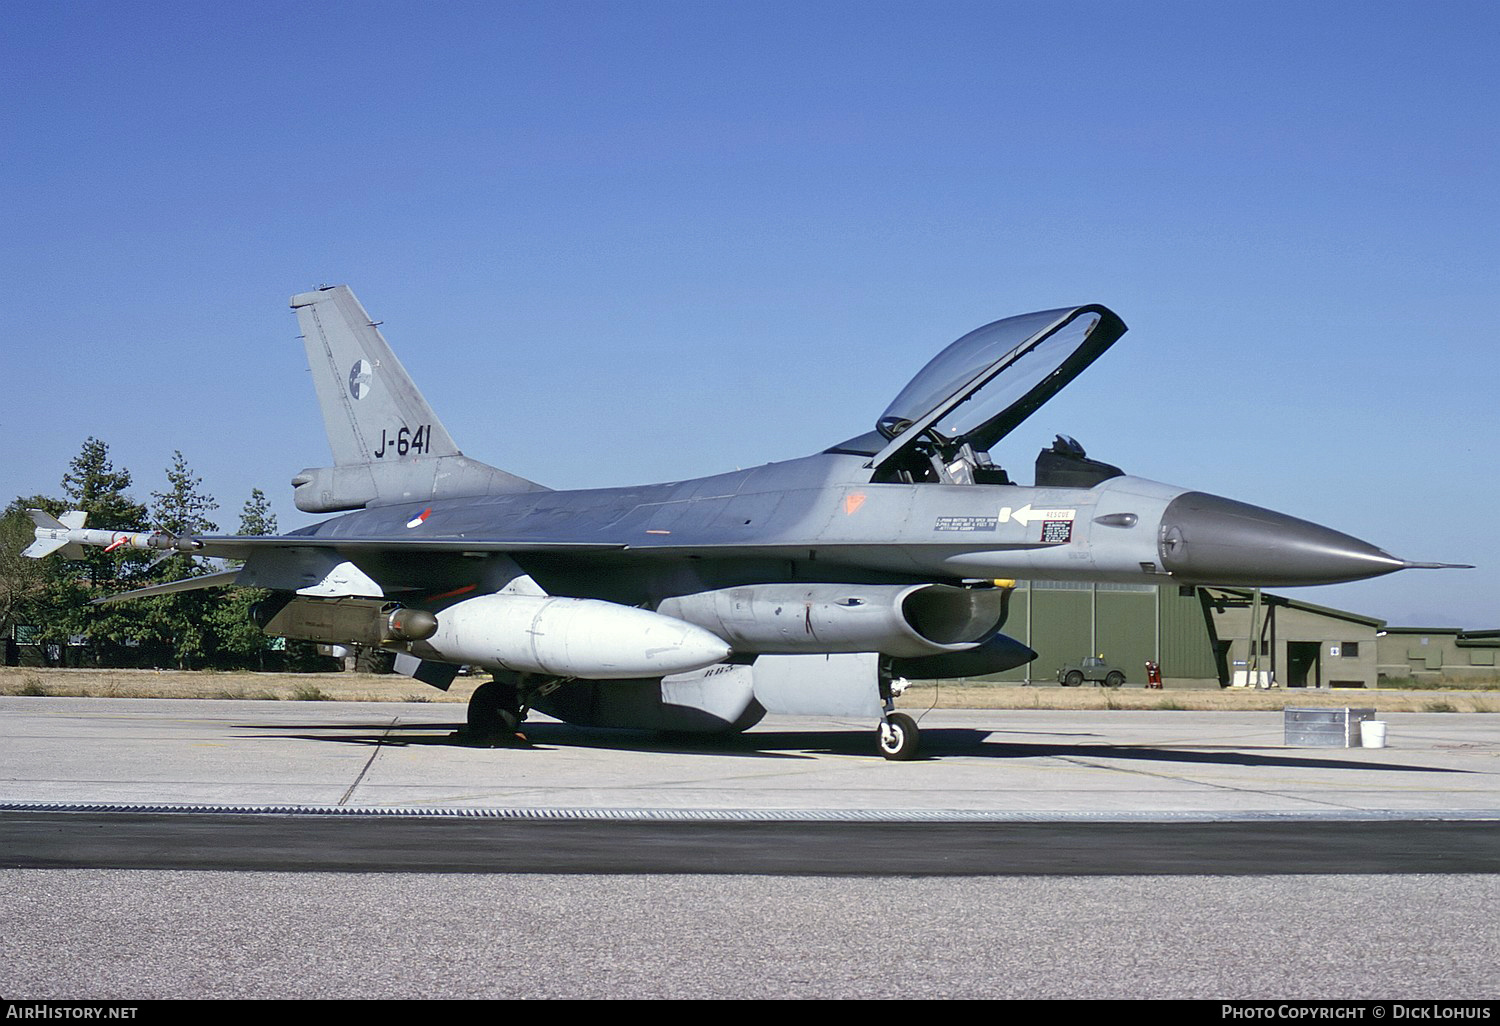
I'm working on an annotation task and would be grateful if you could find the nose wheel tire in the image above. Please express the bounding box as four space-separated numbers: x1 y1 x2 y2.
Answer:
877 712 919 761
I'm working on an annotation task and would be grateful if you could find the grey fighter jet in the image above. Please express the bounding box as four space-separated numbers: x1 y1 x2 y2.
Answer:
24 287 1465 758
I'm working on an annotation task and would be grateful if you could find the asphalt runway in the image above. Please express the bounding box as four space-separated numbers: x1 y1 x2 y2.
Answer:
5 811 1499 875
2 696 1496 998
3 870 1497 999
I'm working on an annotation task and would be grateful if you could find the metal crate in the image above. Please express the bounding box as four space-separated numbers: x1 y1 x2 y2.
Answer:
1284 707 1377 747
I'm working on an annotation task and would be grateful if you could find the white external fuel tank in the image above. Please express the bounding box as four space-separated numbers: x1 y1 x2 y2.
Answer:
414 593 732 679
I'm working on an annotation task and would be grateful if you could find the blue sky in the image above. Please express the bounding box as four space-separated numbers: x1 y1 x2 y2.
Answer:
2 1 1495 627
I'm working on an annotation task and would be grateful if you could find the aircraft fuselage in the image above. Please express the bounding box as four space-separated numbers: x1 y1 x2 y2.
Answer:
272 450 1407 609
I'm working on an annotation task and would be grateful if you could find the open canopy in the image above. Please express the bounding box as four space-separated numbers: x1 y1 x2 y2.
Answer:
867 304 1126 474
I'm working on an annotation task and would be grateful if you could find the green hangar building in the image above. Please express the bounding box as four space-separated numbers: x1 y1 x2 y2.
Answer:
977 583 1498 690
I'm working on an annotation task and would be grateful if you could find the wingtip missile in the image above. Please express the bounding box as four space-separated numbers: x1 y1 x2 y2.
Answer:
22 509 200 561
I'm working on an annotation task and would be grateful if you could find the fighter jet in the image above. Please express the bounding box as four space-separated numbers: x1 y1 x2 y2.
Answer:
24 287 1465 758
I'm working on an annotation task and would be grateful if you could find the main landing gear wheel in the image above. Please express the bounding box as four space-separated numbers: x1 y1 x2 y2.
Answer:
877 712 919 761
464 680 527 746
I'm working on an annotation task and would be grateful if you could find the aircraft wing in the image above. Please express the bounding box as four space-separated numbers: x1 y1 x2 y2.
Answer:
29 516 1053 567
185 534 1062 561
30 514 1064 606
185 535 629 561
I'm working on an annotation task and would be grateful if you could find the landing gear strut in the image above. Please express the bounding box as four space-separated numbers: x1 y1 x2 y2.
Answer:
875 662 919 760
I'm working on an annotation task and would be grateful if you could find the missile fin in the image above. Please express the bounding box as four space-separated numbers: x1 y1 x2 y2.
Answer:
23 509 85 559
21 536 71 559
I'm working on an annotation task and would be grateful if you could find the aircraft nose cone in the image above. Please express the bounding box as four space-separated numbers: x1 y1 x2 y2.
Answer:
1159 491 1406 586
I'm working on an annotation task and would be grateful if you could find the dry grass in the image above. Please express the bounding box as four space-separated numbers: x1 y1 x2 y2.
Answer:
1 666 1495 712
0 666 481 704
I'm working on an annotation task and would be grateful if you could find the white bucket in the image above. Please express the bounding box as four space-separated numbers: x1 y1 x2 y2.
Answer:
1360 720 1388 748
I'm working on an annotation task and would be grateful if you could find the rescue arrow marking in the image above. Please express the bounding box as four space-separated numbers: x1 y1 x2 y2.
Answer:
998 505 1076 527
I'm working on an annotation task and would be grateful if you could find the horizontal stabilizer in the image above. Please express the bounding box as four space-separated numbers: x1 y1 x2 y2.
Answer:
90 568 243 605
291 456 546 514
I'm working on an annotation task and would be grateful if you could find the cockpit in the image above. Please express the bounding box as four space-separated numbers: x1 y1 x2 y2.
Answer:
827 304 1129 488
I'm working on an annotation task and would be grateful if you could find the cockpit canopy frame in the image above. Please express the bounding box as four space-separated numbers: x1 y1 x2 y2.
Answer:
866 304 1126 480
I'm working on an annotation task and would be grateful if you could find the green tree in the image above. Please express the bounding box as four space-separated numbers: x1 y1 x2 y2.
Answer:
151 450 219 543
208 488 280 669
6 440 154 664
54 439 162 664
1 496 73 662
140 452 220 668
238 488 276 537
60 437 148 588
62 438 143 526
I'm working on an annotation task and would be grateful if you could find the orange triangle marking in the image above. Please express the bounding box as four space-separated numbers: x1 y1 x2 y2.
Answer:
843 493 867 515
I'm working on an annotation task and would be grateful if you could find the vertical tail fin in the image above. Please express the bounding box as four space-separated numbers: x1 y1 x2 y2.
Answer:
288 285 545 512
292 285 461 466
